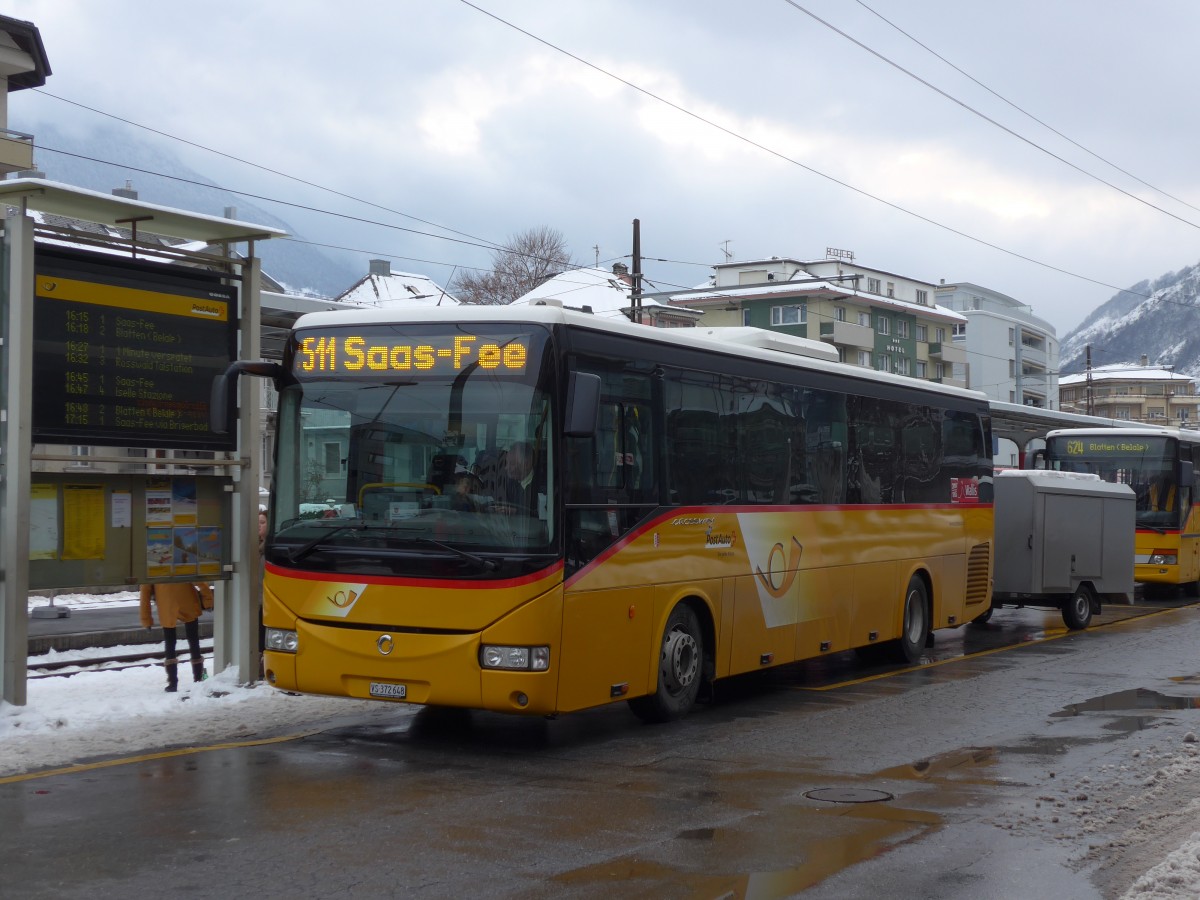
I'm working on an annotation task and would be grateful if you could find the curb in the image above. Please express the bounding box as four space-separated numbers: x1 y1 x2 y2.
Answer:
28 621 216 656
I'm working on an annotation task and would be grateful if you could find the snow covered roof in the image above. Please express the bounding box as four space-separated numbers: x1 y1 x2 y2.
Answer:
513 266 702 321
1059 365 1196 387
334 265 458 309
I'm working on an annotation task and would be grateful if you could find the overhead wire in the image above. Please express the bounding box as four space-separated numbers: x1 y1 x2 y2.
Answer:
850 0 1200 218
454 0 1159 302
778 0 1200 231
25 7 1190 317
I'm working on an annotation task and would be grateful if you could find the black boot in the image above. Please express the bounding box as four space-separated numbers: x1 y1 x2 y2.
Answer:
164 660 179 693
191 659 207 683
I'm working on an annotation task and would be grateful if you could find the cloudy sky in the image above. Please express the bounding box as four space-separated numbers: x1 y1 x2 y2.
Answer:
7 0 1200 334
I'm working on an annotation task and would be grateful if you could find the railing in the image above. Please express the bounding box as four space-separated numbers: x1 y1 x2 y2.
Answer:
0 128 34 175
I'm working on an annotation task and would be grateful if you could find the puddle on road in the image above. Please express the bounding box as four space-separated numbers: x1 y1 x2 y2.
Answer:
1051 687 1200 717
552 803 942 900
876 746 997 784
549 745 1004 899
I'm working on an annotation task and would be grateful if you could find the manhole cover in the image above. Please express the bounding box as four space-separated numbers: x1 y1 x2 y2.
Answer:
804 787 894 804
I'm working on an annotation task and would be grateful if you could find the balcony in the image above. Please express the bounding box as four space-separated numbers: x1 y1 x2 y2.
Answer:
0 129 33 176
934 375 968 390
819 319 875 350
927 341 966 365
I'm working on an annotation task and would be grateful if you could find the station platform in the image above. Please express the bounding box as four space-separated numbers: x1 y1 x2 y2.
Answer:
26 606 214 655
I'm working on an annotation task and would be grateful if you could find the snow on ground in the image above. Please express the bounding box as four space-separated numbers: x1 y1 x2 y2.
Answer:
7 592 1200 898
5 590 381 778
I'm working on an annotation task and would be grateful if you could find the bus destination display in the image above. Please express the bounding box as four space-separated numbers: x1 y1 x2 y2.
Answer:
293 330 530 378
32 248 238 450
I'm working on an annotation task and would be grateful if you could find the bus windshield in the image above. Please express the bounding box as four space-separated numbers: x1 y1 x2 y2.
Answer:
1046 433 1181 529
269 323 556 576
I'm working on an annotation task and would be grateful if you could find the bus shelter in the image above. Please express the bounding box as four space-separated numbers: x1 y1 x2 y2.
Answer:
0 179 285 705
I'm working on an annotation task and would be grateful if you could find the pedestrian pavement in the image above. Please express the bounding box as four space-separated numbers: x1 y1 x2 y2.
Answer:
27 606 214 655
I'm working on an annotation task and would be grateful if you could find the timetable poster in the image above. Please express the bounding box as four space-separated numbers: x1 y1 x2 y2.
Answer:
30 483 59 561
62 483 105 560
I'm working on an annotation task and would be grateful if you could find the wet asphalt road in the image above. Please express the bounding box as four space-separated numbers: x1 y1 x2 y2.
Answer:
6 596 1200 900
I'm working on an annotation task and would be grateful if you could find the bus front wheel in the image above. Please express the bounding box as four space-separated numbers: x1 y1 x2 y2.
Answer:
890 576 929 665
1063 584 1095 630
629 604 703 724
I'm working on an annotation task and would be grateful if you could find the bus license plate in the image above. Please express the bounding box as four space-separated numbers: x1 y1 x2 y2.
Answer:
369 682 407 699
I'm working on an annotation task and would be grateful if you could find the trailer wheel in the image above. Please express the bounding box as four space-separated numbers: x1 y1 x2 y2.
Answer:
889 576 929 664
629 604 703 723
1063 584 1095 630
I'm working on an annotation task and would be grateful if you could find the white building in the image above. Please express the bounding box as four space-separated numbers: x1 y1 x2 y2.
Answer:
656 253 968 388
935 281 1059 409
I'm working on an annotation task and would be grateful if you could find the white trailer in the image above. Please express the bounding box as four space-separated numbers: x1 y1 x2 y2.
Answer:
990 469 1135 630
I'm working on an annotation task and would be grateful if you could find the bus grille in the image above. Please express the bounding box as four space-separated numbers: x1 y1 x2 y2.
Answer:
965 542 991 606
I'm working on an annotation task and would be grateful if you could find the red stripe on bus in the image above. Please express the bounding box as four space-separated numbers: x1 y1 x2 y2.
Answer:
265 560 563 590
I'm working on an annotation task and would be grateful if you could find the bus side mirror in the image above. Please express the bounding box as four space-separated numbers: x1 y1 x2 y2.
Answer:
210 360 283 434
1024 448 1047 470
564 372 601 437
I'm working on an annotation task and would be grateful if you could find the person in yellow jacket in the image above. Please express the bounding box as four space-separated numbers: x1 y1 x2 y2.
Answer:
139 581 214 692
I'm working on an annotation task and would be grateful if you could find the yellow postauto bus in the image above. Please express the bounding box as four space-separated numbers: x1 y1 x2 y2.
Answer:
220 304 994 721
1043 426 1200 594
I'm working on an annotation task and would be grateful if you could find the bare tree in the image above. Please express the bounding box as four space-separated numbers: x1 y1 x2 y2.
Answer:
453 226 574 305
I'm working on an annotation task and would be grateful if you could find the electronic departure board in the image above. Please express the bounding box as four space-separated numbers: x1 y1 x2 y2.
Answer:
32 247 239 450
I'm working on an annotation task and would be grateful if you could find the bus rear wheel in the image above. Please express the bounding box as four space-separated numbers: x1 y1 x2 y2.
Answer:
889 576 929 665
629 604 703 723
1063 583 1095 630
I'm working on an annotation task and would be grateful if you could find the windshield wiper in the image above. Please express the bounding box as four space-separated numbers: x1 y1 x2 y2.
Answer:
288 521 367 563
415 537 499 572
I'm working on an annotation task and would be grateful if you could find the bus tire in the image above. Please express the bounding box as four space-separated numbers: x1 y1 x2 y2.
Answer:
1063 584 1095 630
629 604 703 724
970 607 994 625
889 575 929 665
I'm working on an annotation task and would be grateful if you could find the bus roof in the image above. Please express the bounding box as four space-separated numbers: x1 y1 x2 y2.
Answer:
1046 424 1200 442
290 302 990 405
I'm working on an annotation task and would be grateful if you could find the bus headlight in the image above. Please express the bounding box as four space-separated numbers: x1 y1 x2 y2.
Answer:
265 628 299 653
1148 551 1178 566
480 645 550 671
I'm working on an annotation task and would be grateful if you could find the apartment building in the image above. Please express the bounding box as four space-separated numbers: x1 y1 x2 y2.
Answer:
654 253 967 388
1059 361 1200 426
935 281 1059 409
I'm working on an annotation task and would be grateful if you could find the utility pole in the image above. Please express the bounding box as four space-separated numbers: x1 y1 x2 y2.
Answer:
1086 344 1094 415
631 218 643 324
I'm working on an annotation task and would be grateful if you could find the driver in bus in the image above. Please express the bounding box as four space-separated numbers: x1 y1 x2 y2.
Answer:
494 441 538 515
1149 475 1176 513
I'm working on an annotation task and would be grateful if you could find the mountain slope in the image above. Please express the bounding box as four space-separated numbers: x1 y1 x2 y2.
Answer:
26 122 362 297
1060 264 1200 377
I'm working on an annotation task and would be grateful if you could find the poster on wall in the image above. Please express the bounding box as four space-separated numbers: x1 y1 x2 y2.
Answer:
173 526 199 575
30 483 59 560
146 527 173 577
172 479 197 526
146 477 173 526
62 483 105 560
197 526 222 576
